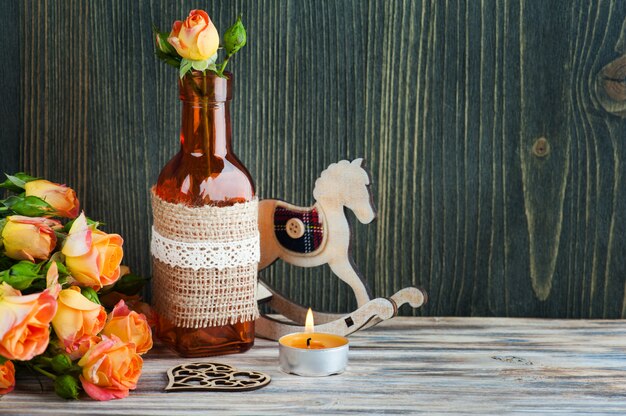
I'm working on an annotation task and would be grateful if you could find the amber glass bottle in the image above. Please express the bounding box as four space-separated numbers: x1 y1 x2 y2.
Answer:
155 71 255 357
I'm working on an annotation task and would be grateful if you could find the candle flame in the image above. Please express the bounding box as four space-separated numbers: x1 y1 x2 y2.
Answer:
305 308 314 333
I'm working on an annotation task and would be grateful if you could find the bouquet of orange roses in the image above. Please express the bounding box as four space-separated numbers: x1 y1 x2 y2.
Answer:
0 173 153 401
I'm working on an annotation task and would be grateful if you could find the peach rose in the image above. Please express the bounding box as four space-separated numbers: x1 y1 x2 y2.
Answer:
24 179 80 219
102 301 152 355
0 360 15 395
52 286 107 354
0 264 59 360
168 10 219 61
78 335 143 401
1 215 60 262
63 213 124 289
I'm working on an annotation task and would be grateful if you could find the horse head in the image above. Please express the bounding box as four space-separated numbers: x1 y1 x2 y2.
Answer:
313 158 376 224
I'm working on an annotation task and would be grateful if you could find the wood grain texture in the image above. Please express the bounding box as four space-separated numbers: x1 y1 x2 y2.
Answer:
1 1 626 317
0 0 20 183
4 317 626 414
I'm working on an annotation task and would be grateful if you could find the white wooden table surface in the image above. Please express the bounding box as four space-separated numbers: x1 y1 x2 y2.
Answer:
2 317 626 415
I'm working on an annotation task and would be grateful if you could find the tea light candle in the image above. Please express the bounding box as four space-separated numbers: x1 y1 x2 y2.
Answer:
278 308 349 376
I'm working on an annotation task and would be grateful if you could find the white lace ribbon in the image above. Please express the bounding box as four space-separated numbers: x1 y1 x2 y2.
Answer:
151 226 260 271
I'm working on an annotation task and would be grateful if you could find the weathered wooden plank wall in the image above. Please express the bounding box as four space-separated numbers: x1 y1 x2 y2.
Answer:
1 1 625 317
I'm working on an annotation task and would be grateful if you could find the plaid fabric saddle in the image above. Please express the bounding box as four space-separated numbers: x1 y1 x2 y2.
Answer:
273 205 325 254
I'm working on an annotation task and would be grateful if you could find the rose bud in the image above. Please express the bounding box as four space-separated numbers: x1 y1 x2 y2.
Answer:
168 10 219 61
54 374 80 400
1 216 60 262
24 179 80 219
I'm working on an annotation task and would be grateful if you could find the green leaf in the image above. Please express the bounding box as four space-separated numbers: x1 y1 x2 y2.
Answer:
0 173 40 193
0 261 44 291
3 195 55 217
179 58 193 79
152 24 177 55
222 15 247 57
111 273 150 296
191 59 209 72
0 254 14 272
81 287 101 305
155 49 181 68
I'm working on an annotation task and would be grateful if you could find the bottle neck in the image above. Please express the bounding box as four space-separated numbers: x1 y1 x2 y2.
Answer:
179 99 231 157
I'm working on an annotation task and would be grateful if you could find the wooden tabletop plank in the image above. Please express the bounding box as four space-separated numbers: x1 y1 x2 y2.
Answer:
2 317 626 414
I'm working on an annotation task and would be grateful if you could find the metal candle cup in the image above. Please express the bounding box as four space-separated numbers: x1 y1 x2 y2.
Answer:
278 332 349 376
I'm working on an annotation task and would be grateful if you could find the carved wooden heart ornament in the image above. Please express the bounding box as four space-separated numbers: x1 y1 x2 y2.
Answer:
165 362 271 392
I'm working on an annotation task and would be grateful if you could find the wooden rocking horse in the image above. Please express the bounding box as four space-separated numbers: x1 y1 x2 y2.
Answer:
255 159 426 340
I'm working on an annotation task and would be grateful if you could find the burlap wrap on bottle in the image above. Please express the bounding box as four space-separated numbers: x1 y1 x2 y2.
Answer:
150 189 260 329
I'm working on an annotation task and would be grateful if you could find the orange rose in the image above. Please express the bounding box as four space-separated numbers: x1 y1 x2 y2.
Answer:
1 215 60 262
102 300 152 355
24 179 80 219
52 286 107 354
168 10 219 61
63 213 124 289
0 360 15 395
0 264 59 360
78 335 143 401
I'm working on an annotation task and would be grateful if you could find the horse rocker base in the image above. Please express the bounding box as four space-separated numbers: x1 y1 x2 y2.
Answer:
256 284 427 340
255 158 427 340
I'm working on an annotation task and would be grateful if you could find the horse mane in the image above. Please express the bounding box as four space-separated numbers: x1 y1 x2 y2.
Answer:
313 159 370 202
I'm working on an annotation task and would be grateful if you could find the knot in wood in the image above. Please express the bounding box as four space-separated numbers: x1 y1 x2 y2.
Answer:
532 137 550 158
596 54 626 118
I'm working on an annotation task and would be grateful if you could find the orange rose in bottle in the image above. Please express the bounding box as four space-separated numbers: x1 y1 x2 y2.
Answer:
51 286 107 355
102 300 153 355
78 335 143 401
1 216 60 262
0 360 15 395
62 213 124 289
24 179 80 219
167 9 219 61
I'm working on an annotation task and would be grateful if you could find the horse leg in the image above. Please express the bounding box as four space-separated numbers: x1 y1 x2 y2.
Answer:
328 258 372 308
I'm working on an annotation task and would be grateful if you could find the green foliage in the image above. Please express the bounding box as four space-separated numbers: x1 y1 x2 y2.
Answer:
81 287 101 305
179 58 193 79
111 273 150 296
0 173 40 193
2 195 55 217
153 24 181 69
0 261 45 291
